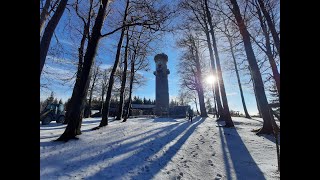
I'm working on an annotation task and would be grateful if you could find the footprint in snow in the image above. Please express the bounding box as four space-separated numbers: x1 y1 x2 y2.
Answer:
214 173 222 179
208 160 214 166
145 166 150 172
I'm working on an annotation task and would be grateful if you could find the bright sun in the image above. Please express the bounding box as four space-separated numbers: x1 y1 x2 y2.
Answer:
206 75 216 84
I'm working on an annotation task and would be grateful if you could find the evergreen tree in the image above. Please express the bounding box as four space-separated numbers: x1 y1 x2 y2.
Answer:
170 99 176 108
48 91 54 104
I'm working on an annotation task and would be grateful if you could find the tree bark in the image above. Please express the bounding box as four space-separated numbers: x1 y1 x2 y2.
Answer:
256 0 280 56
86 66 99 118
100 81 106 113
194 97 200 115
229 0 279 134
205 0 233 127
40 0 69 77
99 30 124 126
40 0 51 34
64 0 93 124
123 53 135 122
99 0 130 127
191 39 207 117
56 0 110 141
204 27 224 119
116 28 129 120
227 37 251 119
196 87 207 117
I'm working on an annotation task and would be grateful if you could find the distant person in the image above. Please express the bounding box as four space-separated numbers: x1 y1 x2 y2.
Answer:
188 108 194 122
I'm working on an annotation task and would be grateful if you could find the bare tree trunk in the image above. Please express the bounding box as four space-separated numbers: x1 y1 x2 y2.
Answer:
99 29 125 126
116 28 129 120
205 0 233 127
255 4 280 95
196 87 207 117
194 97 200 115
204 28 224 119
86 66 99 118
100 82 106 113
99 0 130 127
40 0 51 34
123 54 135 122
40 0 68 77
229 0 278 134
56 0 110 141
213 92 218 118
256 0 280 56
227 37 251 119
64 0 93 124
254 85 262 118
192 40 207 117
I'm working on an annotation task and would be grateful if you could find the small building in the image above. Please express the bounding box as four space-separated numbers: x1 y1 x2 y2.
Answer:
169 105 190 118
131 104 155 116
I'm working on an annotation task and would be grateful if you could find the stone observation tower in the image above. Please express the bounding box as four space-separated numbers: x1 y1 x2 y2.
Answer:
153 53 170 116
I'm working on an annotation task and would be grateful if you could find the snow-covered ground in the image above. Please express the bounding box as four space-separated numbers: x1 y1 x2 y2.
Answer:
40 116 280 180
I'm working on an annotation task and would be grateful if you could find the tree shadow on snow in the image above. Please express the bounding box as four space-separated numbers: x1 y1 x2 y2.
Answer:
258 133 280 145
40 140 66 147
87 116 205 179
152 117 179 122
41 117 205 179
218 125 266 180
40 124 66 130
127 117 205 180
81 118 103 125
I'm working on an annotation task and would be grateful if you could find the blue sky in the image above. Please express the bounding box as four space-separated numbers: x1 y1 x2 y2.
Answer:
41 31 259 115
40 0 268 116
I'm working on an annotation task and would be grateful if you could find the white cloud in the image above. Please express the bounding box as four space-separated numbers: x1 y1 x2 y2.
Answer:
60 39 75 47
46 55 76 65
100 64 112 70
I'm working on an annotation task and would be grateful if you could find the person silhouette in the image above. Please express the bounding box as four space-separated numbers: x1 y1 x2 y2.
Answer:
188 108 194 122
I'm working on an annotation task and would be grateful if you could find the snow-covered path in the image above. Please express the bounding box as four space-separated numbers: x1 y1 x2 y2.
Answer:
40 116 280 180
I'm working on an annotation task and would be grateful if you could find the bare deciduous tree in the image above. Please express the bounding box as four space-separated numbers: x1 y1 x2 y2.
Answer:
256 0 280 56
228 0 279 134
40 0 69 77
116 27 130 120
177 33 207 117
56 0 111 141
218 17 251 119
85 64 100 118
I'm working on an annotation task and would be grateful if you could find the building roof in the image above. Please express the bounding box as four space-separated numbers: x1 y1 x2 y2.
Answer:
131 104 155 109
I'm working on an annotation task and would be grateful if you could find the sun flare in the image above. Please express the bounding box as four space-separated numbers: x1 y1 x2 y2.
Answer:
206 75 216 84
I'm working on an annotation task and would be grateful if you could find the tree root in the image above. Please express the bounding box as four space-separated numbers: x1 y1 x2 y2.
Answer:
91 126 100 130
216 124 234 128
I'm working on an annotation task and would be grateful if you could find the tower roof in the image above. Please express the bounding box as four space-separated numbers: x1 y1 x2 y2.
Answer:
154 53 168 63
